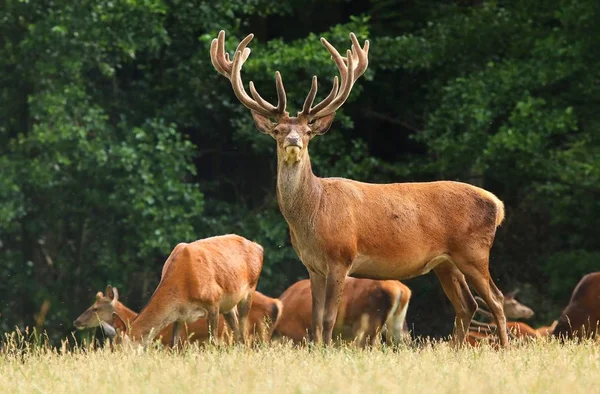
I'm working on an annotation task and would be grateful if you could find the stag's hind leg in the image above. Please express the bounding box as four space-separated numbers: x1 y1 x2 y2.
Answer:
434 260 478 347
456 254 509 348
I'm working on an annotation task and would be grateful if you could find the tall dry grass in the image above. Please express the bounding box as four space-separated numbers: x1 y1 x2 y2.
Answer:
0 330 598 393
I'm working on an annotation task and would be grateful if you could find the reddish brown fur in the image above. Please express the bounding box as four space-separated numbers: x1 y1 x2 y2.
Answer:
273 278 411 347
552 272 600 340
467 320 558 346
110 235 263 346
211 31 509 347
74 286 280 346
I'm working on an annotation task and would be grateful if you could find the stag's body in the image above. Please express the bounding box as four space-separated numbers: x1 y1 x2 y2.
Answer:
279 166 503 281
210 31 509 347
281 158 506 346
113 234 263 346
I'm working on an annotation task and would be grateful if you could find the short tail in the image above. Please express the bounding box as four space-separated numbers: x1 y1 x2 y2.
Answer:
479 189 505 227
494 197 505 227
266 299 283 340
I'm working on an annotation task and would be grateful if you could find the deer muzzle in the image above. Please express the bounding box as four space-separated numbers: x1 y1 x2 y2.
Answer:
283 134 303 162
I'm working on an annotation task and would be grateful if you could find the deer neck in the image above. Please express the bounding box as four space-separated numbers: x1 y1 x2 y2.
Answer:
113 301 138 325
128 287 173 343
276 150 323 229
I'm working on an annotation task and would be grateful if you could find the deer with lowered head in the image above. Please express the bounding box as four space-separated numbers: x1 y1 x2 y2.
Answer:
73 285 282 346
109 234 264 347
210 31 509 347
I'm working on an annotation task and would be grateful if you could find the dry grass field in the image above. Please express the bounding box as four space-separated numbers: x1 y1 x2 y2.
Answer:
1 332 599 394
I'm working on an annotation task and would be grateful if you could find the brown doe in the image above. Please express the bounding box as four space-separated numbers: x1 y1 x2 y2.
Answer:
470 290 534 326
210 31 508 347
74 285 283 346
272 277 411 347
110 234 264 347
468 291 556 344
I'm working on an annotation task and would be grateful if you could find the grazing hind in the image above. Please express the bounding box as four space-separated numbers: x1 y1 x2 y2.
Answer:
110 235 264 347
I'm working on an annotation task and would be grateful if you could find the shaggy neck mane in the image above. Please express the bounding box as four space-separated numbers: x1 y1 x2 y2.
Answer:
276 149 323 228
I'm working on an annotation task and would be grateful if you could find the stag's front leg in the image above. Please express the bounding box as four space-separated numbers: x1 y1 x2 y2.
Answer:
308 270 326 344
206 305 221 345
223 308 240 343
323 265 347 345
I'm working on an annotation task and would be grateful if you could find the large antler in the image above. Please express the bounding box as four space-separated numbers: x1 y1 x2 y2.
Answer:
300 32 369 118
210 30 287 118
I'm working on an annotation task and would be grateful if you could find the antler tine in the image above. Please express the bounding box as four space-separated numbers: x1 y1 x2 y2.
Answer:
210 32 228 77
249 71 287 114
210 30 286 118
210 30 253 77
302 76 318 115
308 76 339 114
300 75 340 116
303 32 368 119
348 32 369 79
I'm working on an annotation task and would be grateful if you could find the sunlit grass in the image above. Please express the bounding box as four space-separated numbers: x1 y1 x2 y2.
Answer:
0 330 598 393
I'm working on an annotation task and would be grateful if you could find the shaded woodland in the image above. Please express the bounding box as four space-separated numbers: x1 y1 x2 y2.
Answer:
0 0 598 341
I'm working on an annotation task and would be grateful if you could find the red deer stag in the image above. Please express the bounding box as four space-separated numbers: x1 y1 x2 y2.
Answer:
272 277 411 347
552 272 600 340
109 235 263 346
74 285 283 345
210 31 508 347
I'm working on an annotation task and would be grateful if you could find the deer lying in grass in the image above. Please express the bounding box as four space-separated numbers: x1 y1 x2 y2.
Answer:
210 30 509 346
272 277 411 347
468 292 556 343
105 235 264 347
74 285 283 346
552 272 600 341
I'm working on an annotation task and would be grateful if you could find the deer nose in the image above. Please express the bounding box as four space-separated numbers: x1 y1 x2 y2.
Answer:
285 135 302 147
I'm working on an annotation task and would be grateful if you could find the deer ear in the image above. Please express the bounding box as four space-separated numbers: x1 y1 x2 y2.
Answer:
112 312 127 333
111 288 119 304
251 111 275 134
505 289 519 299
311 113 336 135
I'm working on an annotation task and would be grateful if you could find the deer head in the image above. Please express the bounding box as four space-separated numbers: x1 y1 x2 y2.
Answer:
73 285 119 329
210 30 369 164
503 289 535 319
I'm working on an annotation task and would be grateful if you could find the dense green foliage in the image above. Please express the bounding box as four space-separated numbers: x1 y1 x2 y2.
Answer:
1 0 598 340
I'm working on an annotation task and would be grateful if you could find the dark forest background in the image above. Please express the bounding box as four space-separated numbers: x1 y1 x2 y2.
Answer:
1 0 599 342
